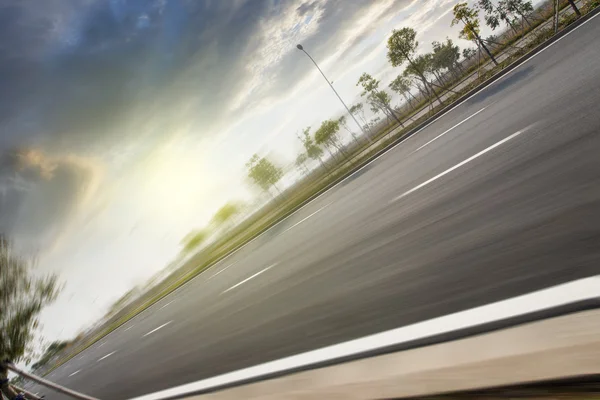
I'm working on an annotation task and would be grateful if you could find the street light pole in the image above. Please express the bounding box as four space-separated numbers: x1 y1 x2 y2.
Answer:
296 44 372 143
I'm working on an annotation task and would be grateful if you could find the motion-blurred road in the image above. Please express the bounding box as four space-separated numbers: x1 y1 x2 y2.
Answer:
34 15 600 400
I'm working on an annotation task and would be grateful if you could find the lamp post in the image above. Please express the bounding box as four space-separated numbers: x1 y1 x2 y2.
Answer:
296 44 372 143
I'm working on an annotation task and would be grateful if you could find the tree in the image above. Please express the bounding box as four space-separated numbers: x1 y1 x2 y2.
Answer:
432 38 463 78
1 236 60 365
452 2 499 65
463 47 477 60
30 340 69 371
356 73 403 126
295 153 310 176
422 52 447 87
387 27 444 104
337 115 359 144
1 236 60 399
180 229 208 253
314 119 349 159
374 90 403 126
565 0 581 16
478 0 519 35
368 116 381 130
404 54 440 108
389 75 418 110
502 0 535 26
212 203 240 226
246 154 283 194
299 128 327 170
349 103 368 127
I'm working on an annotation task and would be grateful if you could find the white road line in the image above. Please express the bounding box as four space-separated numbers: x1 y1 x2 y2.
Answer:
124 325 135 332
210 262 238 280
223 264 277 294
281 203 332 235
159 300 175 310
98 342 105 347
392 126 532 203
143 321 173 337
68 370 81 377
129 275 600 400
413 106 488 153
97 351 116 362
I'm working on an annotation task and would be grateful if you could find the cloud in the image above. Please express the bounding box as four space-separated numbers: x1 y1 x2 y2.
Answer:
0 148 102 253
296 1 318 17
0 0 426 161
0 0 460 255
221 0 415 123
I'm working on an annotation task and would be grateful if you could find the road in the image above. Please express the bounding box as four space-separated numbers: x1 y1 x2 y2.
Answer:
29 13 600 400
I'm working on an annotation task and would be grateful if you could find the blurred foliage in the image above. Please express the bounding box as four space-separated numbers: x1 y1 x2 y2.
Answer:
0 236 60 364
30 340 69 371
246 154 284 193
300 127 325 166
463 47 477 60
212 203 241 226
181 230 209 253
295 153 310 176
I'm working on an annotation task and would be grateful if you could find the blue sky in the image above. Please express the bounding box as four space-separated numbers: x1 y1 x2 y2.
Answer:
0 0 508 343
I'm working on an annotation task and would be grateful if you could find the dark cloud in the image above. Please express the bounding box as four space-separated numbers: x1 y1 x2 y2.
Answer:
0 149 100 252
296 1 318 16
0 0 410 155
0 0 276 155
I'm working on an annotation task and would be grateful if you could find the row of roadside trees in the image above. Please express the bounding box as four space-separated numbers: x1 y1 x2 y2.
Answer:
247 0 578 194
205 0 589 250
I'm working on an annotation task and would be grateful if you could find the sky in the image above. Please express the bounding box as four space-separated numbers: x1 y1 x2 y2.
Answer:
0 0 511 344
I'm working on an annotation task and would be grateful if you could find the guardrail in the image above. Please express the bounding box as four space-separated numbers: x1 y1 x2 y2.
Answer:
157 308 600 400
2 363 99 400
123 276 600 400
8 286 600 400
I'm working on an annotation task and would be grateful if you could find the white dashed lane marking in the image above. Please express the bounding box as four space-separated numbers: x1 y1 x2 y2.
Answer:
209 262 237 280
159 300 175 310
412 106 488 153
223 264 278 294
97 351 116 362
393 126 532 203
68 370 81 377
143 321 173 337
281 203 332 235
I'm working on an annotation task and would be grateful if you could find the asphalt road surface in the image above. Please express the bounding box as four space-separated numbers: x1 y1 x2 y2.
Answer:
29 14 600 400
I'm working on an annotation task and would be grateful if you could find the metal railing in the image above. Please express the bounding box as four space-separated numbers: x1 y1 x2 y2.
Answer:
2 362 99 400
